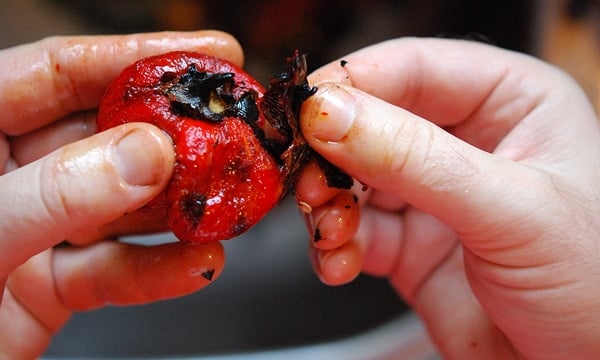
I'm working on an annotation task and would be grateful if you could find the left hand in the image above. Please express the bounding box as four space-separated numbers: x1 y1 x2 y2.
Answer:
0 31 242 359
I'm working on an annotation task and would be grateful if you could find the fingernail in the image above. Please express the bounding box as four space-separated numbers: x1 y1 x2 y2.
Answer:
297 200 313 214
306 84 357 142
116 129 166 186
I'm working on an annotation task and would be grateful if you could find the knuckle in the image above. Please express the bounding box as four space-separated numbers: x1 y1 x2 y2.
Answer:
384 118 433 185
38 36 91 113
386 119 474 194
39 152 76 231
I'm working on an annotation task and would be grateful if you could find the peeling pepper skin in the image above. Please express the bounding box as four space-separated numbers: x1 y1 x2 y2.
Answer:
97 52 283 244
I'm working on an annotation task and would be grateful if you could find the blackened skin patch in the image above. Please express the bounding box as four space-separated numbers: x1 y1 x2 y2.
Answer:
232 216 251 236
180 192 207 224
162 64 259 124
313 228 322 242
261 51 353 200
201 269 215 281
315 153 353 189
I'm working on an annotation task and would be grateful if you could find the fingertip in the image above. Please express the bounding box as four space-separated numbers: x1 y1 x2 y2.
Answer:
310 190 360 250
174 241 226 286
295 160 340 208
135 240 225 299
192 30 245 67
312 241 363 286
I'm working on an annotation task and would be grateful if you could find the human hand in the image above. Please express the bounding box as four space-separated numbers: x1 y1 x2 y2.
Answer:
295 38 600 359
0 31 242 359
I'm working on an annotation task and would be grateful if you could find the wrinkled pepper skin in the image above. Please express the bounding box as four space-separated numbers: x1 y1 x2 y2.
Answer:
97 51 283 244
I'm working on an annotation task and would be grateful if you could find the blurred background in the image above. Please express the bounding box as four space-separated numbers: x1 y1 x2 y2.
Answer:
1 0 599 358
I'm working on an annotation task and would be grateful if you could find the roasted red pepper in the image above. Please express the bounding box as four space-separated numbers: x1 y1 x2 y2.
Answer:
97 51 351 244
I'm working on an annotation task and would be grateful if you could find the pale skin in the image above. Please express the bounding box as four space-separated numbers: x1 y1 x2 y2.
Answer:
0 31 243 359
294 38 600 359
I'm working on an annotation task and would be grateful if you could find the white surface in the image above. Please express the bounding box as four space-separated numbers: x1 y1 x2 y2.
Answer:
193 313 440 360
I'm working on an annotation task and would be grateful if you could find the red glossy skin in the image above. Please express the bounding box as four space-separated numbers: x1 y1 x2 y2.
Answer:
97 51 283 243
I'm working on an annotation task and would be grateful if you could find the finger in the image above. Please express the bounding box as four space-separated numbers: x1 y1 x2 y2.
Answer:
307 37 576 153
300 83 552 253
310 239 362 286
10 112 172 245
368 189 406 212
0 122 174 278
354 207 404 279
0 30 243 135
344 203 509 358
407 246 518 359
52 241 224 310
67 206 171 245
294 160 341 209
9 111 96 166
368 208 457 302
10 113 169 245
1 284 56 360
309 38 520 123
2 251 70 360
305 190 360 251
312 197 458 301
2 240 224 359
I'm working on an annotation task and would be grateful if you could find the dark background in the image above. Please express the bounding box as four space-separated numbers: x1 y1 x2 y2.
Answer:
43 0 537 81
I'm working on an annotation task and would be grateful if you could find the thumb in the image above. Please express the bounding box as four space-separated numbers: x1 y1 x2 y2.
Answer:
0 123 174 278
300 83 551 250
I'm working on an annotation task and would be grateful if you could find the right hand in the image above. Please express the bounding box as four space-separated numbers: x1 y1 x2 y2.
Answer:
296 37 600 359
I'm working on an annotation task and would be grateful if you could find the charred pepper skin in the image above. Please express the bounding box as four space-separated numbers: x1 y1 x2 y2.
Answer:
261 51 353 196
97 51 351 244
